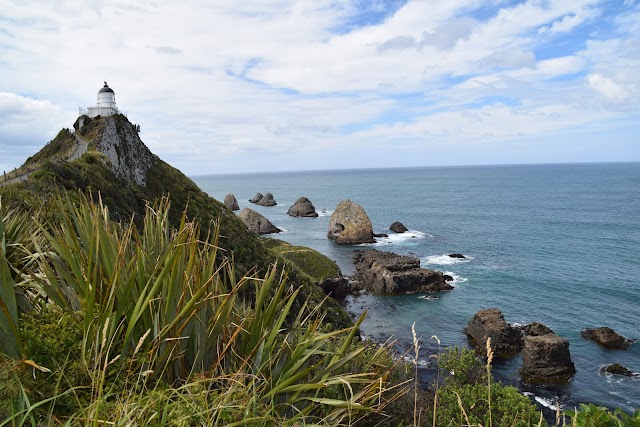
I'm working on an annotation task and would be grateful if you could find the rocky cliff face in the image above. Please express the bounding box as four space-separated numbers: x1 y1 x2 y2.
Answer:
93 115 157 186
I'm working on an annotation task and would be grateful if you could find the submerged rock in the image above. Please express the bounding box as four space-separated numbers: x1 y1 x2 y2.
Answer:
327 200 375 244
581 327 633 349
249 192 263 204
465 308 523 358
224 193 239 211
352 249 453 295
287 197 318 217
600 363 637 377
521 334 576 383
256 192 277 206
448 253 466 259
238 208 281 234
389 221 408 233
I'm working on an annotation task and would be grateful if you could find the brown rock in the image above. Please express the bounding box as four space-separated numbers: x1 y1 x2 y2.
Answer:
224 193 239 211
465 308 523 358
521 334 576 383
238 208 281 234
581 327 633 349
327 200 375 244
249 192 263 203
287 197 318 217
352 249 453 295
389 221 408 233
256 192 277 206
600 363 637 377
522 322 554 337
319 277 351 300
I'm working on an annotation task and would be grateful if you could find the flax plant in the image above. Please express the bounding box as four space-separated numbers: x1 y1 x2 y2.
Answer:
17 194 397 424
0 198 41 358
0 212 23 358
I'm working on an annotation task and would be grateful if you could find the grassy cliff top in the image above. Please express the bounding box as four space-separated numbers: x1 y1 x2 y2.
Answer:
0 115 352 328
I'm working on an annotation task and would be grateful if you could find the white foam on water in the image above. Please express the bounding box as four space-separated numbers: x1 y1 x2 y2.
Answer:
533 396 562 411
276 227 289 233
399 354 429 367
423 254 473 266
417 295 439 301
363 230 431 247
317 209 333 217
443 271 468 285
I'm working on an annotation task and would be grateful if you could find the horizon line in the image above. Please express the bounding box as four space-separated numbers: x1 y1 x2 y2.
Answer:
189 160 640 178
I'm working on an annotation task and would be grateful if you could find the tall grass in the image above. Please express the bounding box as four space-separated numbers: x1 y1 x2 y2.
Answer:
2 194 399 425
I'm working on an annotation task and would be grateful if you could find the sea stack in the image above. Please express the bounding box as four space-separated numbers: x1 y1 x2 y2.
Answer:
521 334 576 382
465 308 523 358
327 200 375 244
224 193 240 211
249 193 263 203
389 221 408 233
238 208 281 234
581 327 633 349
287 197 318 217
256 192 277 206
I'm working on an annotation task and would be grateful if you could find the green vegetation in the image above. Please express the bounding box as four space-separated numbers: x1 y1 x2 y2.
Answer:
2 117 637 425
0 129 77 184
24 129 77 166
0 196 398 425
567 404 640 426
264 238 341 283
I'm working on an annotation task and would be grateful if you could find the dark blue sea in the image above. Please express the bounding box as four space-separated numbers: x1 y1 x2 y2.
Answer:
192 163 640 413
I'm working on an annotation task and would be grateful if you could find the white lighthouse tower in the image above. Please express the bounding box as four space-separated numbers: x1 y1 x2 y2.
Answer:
85 82 119 118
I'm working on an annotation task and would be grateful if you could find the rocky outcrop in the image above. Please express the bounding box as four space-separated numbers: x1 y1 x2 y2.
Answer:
352 249 453 295
521 334 576 382
224 193 239 211
522 322 554 337
389 221 408 233
238 208 281 234
256 192 277 206
465 308 523 358
327 200 375 244
448 253 466 259
319 277 351 300
249 193 263 203
600 363 637 377
94 115 157 186
581 327 633 349
287 197 318 217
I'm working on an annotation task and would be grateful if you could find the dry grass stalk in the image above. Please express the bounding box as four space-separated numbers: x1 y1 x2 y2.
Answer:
412 322 420 427
485 337 494 427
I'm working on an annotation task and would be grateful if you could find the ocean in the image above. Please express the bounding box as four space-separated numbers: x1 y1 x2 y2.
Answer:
192 162 640 412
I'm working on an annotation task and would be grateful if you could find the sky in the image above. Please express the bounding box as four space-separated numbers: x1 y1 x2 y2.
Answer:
1 0 639 175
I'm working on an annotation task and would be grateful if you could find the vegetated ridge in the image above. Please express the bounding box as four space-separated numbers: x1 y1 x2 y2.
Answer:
1 113 350 327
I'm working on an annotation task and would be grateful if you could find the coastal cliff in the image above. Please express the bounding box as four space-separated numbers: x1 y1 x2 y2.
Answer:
1 114 351 327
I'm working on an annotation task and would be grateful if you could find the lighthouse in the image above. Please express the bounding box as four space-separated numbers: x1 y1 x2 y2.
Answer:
85 82 119 118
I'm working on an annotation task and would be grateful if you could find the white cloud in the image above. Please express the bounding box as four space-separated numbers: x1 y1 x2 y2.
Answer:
0 0 638 174
0 92 71 171
586 74 630 103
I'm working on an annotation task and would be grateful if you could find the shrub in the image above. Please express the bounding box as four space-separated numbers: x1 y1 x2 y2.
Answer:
568 403 640 427
438 346 486 388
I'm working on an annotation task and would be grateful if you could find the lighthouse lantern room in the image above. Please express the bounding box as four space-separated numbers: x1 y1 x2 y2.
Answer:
84 82 119 118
